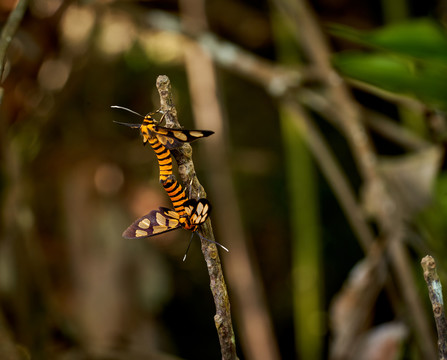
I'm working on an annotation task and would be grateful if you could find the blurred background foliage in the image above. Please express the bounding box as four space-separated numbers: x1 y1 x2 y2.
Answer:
1 0 447 359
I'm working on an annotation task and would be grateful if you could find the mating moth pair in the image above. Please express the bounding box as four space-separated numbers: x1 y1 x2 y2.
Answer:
114 106 227 259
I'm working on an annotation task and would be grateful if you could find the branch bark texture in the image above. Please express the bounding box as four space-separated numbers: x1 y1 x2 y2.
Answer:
421 255 447 360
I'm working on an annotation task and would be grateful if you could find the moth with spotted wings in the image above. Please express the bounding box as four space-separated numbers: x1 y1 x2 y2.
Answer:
122 198 211 239
114 106 227 258
123 198 228 260
112 106 214 182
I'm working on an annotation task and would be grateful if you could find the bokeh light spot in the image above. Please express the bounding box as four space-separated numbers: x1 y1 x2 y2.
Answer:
38 58 71 91
94 163 124 196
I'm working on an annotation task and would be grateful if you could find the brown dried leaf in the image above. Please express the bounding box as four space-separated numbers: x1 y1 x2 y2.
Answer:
351 322 408 360
329 245 387 360
362 146 442 219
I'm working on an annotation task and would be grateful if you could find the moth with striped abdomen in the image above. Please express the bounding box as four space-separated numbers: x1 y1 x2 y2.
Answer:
112 106 213 182
122 198 211 240
122 197 227 260
114 106 226 258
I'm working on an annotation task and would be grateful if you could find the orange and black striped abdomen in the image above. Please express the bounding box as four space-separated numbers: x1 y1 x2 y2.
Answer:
162 179 188 215
139 116 173 182
162 180 210 231
147 137 173 182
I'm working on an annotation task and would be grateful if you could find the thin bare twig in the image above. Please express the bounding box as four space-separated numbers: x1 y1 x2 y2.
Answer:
0 0 28 83
364 110 430 151
156 75 238 360
421 255 447 360
0 2 29 359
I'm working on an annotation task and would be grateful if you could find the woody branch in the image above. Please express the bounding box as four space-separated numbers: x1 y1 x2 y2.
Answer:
156 75 238 360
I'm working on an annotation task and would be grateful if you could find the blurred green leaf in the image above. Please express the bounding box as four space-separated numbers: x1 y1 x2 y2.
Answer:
417 173 447 276
329 18 447 62
332 52 447 109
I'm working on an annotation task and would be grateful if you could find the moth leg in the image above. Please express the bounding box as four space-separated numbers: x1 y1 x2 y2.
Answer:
149 107 162 116
182 232 195 262
157 107 175 126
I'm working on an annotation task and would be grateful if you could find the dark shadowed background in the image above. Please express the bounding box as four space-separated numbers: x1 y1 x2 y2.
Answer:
0 0 446 359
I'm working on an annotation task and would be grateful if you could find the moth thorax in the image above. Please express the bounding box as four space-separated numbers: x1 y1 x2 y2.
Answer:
140 127 151 143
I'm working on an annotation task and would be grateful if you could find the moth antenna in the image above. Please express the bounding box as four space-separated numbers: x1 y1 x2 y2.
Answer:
113 120 141 128
197 232 229 252
111 105 144 118
182 232 195 261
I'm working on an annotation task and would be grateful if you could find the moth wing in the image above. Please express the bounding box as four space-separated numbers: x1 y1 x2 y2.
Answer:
154 125 214 149
122 207 181 239
183 198 212 226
